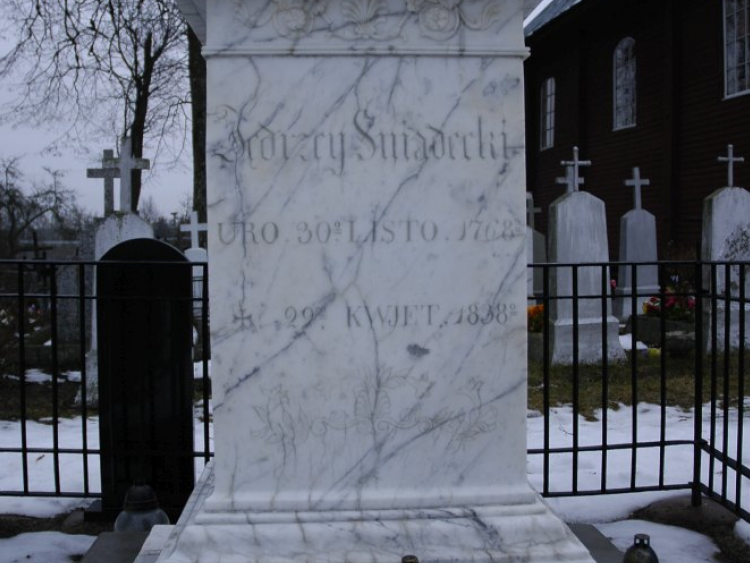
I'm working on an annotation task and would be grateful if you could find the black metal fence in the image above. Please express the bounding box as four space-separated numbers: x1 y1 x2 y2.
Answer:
0 258 746 523
527 259 749 522
0 259 211 503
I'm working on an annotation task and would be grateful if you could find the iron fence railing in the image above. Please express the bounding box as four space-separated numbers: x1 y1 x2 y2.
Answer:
0 258 746 523
0 259 211 503
526 259 748 522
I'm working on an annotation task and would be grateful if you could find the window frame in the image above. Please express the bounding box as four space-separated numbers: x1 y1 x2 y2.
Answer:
613 36 637 131
724 0 750 99
540 76 556 151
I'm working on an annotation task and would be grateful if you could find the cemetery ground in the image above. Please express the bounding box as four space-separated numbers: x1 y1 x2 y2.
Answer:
1 353 749 562
527 349 748 419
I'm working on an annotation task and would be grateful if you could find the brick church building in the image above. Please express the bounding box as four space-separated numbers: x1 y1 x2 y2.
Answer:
524 0 750 259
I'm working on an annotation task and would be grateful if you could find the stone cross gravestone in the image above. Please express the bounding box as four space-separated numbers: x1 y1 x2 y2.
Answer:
81 141 155 406
559 146 590 193
548 148 624 364
702 144 750 350
161 1 594 562
97 238 194 520
181 211 209 351
87 149 119 217
526 192 546 298
117 136 150 213
80 211 154 406
615 166 659 320
180 211 208 250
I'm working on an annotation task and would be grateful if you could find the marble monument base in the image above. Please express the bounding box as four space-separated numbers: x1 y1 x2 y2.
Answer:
550 316 626 365
153 463 594 563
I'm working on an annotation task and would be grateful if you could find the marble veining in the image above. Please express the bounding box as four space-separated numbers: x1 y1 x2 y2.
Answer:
156 1 596 561
202 53 530 513
206 0 527 55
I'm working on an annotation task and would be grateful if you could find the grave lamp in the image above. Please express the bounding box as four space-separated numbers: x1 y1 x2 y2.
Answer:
114 482 170 532
622 533 659 563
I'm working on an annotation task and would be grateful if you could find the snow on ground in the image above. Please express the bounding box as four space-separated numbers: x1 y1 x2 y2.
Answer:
737 518 750 545
0 401 747 562
4 369 82 383
599 519 721 563
0 531 96 563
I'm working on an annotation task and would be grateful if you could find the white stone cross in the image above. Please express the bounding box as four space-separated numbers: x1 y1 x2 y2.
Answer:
555 166 575 194
180 211 208 249
525 192 542 229
86 149 119 216
118 136 151 212
718 144 745 188
624 166 650 210
558 146 591 194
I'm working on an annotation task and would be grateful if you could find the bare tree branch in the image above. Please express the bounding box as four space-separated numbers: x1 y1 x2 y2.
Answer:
0 0 190 211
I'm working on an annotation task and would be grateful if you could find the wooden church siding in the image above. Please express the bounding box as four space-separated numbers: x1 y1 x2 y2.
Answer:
525 0 750 260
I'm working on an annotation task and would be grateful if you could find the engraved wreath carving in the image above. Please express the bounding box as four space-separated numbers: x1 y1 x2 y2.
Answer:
250 367 499 454
235 0 504 42
272 0 327 37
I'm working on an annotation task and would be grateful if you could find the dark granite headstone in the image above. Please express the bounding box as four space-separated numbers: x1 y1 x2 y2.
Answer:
96 238 194 521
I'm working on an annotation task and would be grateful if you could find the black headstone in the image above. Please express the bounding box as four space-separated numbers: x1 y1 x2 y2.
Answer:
97 238 194 520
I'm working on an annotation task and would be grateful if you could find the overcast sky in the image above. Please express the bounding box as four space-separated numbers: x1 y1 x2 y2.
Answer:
0 100 193 218
0 0 550 220
0 33 192 219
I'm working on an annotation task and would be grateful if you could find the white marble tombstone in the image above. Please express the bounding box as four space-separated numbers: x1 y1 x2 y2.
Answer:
81 138 154 405
81 213 154 405
162 1 594 562
702 145 750 351
548 149 624 364
526 192 546 299
182 211 209 320
615 167 659 320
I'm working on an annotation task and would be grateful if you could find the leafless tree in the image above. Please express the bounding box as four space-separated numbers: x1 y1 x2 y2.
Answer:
0 0 190 212
0 159 77 258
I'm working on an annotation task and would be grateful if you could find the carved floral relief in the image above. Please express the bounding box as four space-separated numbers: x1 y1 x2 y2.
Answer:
271 0 328 37
234 0 505 42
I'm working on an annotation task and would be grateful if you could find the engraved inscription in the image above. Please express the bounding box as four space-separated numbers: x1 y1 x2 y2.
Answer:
229 302 517 331
217 217 524 248
240 114 521 173
346 304 440 328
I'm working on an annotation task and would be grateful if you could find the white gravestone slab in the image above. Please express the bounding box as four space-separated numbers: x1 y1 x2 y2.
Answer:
526 192 546 299
82 213 154 406
84 138 154 403
702 145 750 351
548 149 624 364
118 136 150 213
615 167 659 320
182 212 209 320
161 1 594 563
180 211 208 250
86 149 119 217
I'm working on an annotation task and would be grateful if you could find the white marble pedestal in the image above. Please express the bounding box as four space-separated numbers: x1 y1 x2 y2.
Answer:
547 191 625 365
163 0 595 561
702 186 750 351
157 463 592 563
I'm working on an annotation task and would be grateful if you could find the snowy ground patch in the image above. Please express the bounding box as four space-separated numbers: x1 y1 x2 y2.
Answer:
0 402 746 562
598 519 720 563
0 530 95 563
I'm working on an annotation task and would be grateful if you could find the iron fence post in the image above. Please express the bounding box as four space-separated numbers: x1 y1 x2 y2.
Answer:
692 257 704 507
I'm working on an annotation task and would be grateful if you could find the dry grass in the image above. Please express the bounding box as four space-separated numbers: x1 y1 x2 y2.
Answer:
528 349 749 420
